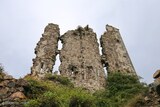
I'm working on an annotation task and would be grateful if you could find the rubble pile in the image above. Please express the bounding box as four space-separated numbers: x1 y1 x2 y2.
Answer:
0 72 28 107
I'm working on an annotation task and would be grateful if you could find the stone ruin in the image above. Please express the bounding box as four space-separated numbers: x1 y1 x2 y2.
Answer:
31 23 137 91
153 69 160 95
100 25 136 75
134 70 160 106
59 26 105 91
0 72 28 107
31 23 60 77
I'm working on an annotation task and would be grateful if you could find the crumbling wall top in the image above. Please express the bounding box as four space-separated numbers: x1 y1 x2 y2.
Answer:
44 23 59 32
105 24 119 32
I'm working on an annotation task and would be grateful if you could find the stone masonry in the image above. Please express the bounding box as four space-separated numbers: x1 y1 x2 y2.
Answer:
59 26 106 91
31 23 137 91
31 23 60 77
153 69 160 95
0 72 28 107
100 25 137 75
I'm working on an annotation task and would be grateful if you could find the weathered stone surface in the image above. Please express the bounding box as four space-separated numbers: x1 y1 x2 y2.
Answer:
100 25 137 75
30 23 139 92
0 80 10 87
10 91 26 100
7 81 16 88
153 77 160 95
59 26 106 92
0 101 24 107
142 69 160 107
153 69 160 79
0 72 28 107
17 87 24 92
153 70 160 95
0 72 13 82
3 74 13 80
0 87 9 96
31 23 60 77
135 85 160 107
16 79 28 87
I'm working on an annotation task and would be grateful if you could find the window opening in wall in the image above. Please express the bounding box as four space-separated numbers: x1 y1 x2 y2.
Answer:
103 67 108 77
40 62 44 73
52 40 62 75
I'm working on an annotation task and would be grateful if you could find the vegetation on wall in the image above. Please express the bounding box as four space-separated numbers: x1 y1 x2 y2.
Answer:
24 73 147 107
24 75 95 107
94 73 147 107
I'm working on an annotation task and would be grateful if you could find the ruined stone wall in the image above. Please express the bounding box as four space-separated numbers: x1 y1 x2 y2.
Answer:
30 23 138 91
0 72 28 107
59 26 106 91
100 25 137 75
31 23 60 77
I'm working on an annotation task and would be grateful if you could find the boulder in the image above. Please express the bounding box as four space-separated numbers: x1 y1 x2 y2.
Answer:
10 91 26 100
7 81 16 88
0 80 10 87
144 96 150 102
153 70 160 79
3 75 13 80
0 87 9 96
17 87 24 92
16 78 28 87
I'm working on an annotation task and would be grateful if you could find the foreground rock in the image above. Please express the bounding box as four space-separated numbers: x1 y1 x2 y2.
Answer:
153 69 160 79
135 84 160 107
0 72 28 107
153 69 160 95
134 70 160 107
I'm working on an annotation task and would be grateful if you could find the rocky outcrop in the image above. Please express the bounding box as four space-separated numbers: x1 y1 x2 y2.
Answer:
100 25 137 75
31 23 60 77
0 72 28 107
59 26 106 92
134 70 160 107
135 86 160 107
153 69 160 95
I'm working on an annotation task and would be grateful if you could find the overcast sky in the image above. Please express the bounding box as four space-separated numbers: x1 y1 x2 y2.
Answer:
0 0 160 83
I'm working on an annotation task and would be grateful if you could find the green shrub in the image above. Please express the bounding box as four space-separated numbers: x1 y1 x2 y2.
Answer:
45 74 73 87
24 72 147 107
69 91 96 107
39 91 62 107
24 76 95 107
24 99 41 107
24 79 46 98
25 91 62 107
94 72 148 107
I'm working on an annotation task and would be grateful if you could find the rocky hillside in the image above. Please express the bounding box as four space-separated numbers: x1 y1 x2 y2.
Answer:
0 71 148 107
126 69 160 107
0 72 28 107
0 63 160 107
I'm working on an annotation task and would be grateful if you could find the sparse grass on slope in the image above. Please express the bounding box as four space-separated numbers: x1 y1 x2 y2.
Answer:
24 74 95 107
24 73 148 107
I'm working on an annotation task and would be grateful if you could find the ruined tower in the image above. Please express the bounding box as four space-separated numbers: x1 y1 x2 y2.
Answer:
31 23 60 77
59 26 106 91
30 23 138 91
100 25 136 75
